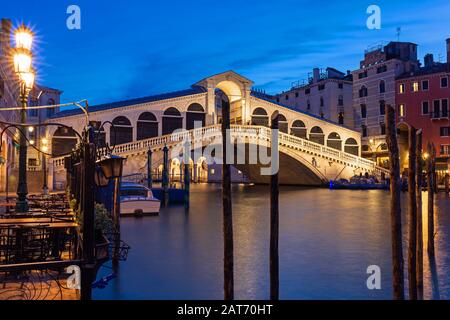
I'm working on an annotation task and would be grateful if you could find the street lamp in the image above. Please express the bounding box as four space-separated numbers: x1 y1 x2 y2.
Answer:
13 24 35 213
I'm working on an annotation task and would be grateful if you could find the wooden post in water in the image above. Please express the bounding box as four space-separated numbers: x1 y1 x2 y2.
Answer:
221 98 234 300
162 145 169 206
445 173 449 195
407 126 417 300
183 141 190 210
427 142 435 256
147 148 153 189
415 129 424 300
385 105 405 300
270 111 280 300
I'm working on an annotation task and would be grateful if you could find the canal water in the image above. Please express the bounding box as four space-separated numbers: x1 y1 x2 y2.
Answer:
94 184 450 300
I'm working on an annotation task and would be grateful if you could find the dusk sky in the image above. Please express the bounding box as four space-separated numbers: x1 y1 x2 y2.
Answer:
3 0 450 106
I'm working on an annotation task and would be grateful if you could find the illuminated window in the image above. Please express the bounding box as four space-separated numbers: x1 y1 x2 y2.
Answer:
412 82 419 92
399 84 405 94
210 169 215 175
399 104 405 117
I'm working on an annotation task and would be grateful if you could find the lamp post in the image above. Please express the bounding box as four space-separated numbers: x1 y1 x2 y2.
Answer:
41 138 49 195
13 25 35 213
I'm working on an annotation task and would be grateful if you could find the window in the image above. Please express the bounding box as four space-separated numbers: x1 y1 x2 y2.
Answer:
285 95 289 100
28 158 37 167
440 126 450 137
361 125 368 137
338 83 343 89
379 81 386 93
359 86 368 98
441 145 450 155
307 100 311 110
442 99 449 118
441 77 448 88
377 65 387 73
318 84 325 91
305 88 310 94
320 97 324 107
360 104 367 119
433 100 441 118
276 97 280 103
380 123 386 135
422 101 429 115
399 83 405 94
412 82 420 92
358 71 368 79
338 95 343 106
295 92 299 98
338 112 344 125
379 100 386 115
422 80 429 91
399 104 405 117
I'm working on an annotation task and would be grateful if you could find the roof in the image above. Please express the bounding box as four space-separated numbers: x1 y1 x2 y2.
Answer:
396 62 450 80
51 86 207 118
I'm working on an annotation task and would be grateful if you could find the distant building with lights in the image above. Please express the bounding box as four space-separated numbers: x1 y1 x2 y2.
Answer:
273 67 353 126
395 39 450 179
351 41 420 167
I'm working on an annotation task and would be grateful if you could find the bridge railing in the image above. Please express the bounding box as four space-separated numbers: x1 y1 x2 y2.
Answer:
51 124 389 176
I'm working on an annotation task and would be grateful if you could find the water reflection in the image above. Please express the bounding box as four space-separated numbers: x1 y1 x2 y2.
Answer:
94 185 450 300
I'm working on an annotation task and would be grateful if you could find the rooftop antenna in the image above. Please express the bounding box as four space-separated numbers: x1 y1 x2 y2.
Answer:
396 27 401 42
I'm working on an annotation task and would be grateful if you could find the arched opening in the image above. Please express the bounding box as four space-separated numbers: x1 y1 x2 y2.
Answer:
251 108 269 126
275 113 288 133
162 107 183 135
327 132 342 150
196 157 208 183
137 112 158 140
290 120 307 138
186 103 205 130
215 80 243 124
344 138 359 156
309 126 325 145
111 116 133 145
170 158 181 182
51 126 78 157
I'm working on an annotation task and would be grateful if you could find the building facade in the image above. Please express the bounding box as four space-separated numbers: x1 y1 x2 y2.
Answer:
0 18 62 192
352 42 420 167
395 39 450 179
274 67 353 126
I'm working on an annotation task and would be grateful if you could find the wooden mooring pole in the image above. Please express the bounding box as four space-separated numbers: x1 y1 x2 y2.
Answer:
270 111 280 300
147 148 153 189
162 145 169 206
385 105 405 300
183 141 190 210
427 143 435 256
407 126 417 300
221 99 234 300
415 129 424 300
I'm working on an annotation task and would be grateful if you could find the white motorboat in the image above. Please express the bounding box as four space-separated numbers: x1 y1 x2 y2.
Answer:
120 182 161 216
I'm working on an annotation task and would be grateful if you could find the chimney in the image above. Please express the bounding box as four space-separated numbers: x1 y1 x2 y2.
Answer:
313 68 320 83
424 54 434 68
447 38 450 63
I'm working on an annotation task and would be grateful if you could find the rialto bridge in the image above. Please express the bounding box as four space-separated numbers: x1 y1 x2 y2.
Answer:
45 71 388 189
